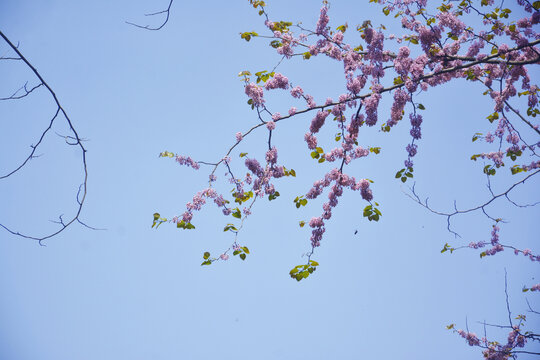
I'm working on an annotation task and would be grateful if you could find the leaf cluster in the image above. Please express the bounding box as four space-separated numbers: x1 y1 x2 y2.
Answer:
293 196 308 209
395 167 413 183
289 260 319 281
363 203 382 222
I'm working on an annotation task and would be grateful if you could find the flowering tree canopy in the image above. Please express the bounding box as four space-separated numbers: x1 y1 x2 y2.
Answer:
2 0 537 358
151 0 540 357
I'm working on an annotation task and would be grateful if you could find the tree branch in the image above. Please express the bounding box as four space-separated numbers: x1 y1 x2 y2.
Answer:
0 30 93 243
126 0 174 31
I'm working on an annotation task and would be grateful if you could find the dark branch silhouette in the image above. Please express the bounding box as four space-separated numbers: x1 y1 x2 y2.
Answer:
0 81 43 100
126 0 174 31
0 30 96 244
406 169 540 238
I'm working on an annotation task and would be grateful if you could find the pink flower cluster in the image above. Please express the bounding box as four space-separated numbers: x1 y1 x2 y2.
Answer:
457 330 480 346
169 0 540 290
290 86 303 98
315 6 329 35
175 155 200 170
180 188 230 224
456 324 528 359
484 225 504 256
309 110 330 134
245 83 265 106
265 73 289 90
305 169 374 247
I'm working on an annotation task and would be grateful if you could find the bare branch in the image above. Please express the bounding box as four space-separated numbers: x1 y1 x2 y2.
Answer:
0 82 42 100
126 0 174 31
405 170 540 237
504 269 513 327
0 30 93 243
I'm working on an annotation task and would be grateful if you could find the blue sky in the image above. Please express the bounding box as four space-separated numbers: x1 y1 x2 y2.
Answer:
0 0 538 359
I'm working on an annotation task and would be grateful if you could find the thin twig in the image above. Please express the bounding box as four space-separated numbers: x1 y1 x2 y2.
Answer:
126 0 174 31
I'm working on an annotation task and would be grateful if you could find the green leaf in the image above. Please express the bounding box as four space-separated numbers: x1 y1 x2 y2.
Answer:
242 247 250 254
270 40 282 48
472 133 482 142
269 191 280 201
299 221 305 228
309 260 319 266
417 103 425 110
153 213 160 221
240 253 246 261
240 152 248 157
203 252 210 260
393 77 404 85
290 169 296 177
336 24 348 32
487 112 499 123
316 147 324 154
510 165 524 175
201 260 211 266
223 224 235 232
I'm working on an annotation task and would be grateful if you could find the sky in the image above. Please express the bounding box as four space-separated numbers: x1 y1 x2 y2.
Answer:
0 1 539 359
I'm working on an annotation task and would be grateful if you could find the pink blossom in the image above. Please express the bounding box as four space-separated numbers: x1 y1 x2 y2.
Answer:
304 133 318 149
290 86 304 98
310 111 329 133
265 73 289 90
316 6 329 35
266 121 276 130
245 83 265 106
